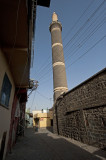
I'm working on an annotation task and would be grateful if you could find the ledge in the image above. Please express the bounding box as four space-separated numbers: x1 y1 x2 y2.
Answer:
65 104 106 115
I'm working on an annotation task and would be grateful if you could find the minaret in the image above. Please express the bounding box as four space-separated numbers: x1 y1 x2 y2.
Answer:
49 12 68 102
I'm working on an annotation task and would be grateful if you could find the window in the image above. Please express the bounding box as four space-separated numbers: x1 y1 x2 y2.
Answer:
0 73 12 108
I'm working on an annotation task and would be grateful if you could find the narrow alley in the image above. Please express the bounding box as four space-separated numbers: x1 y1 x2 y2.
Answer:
6 128 106 160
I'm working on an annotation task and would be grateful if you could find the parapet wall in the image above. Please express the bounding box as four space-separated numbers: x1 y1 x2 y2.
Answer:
53 68 106 148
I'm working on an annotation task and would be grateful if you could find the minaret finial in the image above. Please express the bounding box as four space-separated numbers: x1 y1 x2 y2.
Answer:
52 12 58 22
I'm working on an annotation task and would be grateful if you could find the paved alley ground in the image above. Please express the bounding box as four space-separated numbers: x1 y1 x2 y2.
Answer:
6 128 106 160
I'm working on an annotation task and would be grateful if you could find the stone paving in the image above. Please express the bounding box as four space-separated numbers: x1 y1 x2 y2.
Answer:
6 128 106 160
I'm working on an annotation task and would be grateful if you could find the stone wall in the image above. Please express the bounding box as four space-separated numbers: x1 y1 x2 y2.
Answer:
53 68 106 148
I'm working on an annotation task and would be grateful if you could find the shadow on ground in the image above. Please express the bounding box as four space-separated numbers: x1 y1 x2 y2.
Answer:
6 128 106 160
46 126 53 133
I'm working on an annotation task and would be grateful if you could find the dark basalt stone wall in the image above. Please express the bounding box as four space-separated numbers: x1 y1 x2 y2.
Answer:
53 68 106 148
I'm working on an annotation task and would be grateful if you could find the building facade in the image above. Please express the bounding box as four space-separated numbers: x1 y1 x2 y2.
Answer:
53 68 106 148
0 0 51 159
33 110 53 129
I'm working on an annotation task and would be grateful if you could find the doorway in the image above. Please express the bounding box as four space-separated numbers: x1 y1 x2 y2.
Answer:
0 131 7 160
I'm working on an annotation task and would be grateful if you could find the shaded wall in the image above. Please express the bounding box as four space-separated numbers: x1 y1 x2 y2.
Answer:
53 68 106 148
0 49 15 159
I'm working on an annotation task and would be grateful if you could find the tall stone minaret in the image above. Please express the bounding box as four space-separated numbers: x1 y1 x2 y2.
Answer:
49 12 68 102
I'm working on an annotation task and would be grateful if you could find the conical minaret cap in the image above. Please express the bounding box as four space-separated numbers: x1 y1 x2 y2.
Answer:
52 12 58 22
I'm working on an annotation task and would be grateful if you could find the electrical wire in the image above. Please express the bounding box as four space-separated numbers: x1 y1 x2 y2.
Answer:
63 0 96 42
30 89 37 109
37 91 53 100
35 0 105 80
65 17 106 65
38 17 106 81
66 35 106 69
34 0 97 79
29 0 106 108
15 1 37 97
39 35 106 85
63 0 105 51
64 8 106 58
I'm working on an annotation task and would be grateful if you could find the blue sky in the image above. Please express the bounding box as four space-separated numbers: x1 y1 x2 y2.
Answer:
27 0 106 111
